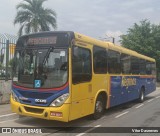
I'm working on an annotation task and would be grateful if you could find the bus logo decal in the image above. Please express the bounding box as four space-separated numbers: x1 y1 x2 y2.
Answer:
121 77 137 87
35 99 47 103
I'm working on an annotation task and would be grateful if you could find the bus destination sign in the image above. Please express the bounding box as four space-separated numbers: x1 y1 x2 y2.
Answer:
27 36 57 45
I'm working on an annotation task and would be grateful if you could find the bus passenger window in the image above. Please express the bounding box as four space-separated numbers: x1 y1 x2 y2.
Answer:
108 50 121 74
139 59 146 75
151 63 156 75
146 61 156 75
131 56 140 74
93 46 107 74
121 54 131 74
72 46 92 84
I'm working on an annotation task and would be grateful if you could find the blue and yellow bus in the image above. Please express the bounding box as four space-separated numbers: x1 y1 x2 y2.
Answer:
11 31 156 122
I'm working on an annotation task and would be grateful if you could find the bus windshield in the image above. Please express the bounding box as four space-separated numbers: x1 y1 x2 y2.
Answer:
13 48 68 88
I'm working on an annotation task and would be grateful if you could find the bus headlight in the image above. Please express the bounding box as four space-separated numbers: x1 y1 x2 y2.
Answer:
50 93 69 107
12 92 20 102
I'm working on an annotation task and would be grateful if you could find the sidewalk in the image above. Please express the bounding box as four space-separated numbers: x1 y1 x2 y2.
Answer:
0 80 11 104
0 104 12 115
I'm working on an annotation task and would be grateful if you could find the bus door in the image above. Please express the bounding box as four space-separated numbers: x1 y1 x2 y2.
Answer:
69 44 93 120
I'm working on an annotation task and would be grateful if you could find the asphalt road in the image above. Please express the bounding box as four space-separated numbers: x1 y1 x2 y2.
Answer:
0 89 160 136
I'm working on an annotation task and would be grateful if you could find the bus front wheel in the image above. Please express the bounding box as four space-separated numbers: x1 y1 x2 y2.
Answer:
93 95 105 119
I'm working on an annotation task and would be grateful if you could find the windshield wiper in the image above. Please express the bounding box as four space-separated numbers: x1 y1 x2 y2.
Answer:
43 47 54 65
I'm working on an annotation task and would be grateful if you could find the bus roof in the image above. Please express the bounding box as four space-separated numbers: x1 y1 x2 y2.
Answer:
17 31 155 62
18 31 75 38
74 32 155 62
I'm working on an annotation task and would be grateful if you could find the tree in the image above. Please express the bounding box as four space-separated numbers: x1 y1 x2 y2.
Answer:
14 0 57 36
120 20 160 74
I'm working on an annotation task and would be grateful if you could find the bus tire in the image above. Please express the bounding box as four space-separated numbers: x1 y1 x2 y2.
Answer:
138 87 145 103
93 94 105 120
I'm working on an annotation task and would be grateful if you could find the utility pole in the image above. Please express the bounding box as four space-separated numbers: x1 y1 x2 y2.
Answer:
112 37 115 44
106 34 115 44
99 35 115 44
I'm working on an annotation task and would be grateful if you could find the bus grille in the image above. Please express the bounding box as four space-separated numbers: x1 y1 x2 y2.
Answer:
24 106 44 114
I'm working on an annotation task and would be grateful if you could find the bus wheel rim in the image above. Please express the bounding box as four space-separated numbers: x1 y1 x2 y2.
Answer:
141 92 144 101
96 101 103 113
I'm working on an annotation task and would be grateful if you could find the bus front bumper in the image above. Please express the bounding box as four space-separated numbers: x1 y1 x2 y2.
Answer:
10 96 70 122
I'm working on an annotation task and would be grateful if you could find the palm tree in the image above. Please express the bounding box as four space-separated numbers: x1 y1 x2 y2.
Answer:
14 0 57 36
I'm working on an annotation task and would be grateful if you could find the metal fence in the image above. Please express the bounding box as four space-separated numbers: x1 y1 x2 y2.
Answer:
0 34 18 81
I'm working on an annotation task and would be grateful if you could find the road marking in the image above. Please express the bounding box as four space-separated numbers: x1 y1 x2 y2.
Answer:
76 133 85 136
94 125 101 128
147 99 154 103
0 113 16 118
101 116 105 120
0 118 19 124
135 104 144 109
76 125 101 136
115 111 129 118
156 96 160 99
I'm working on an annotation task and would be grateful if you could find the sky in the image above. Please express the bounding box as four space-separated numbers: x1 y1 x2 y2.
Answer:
0 0 160 44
